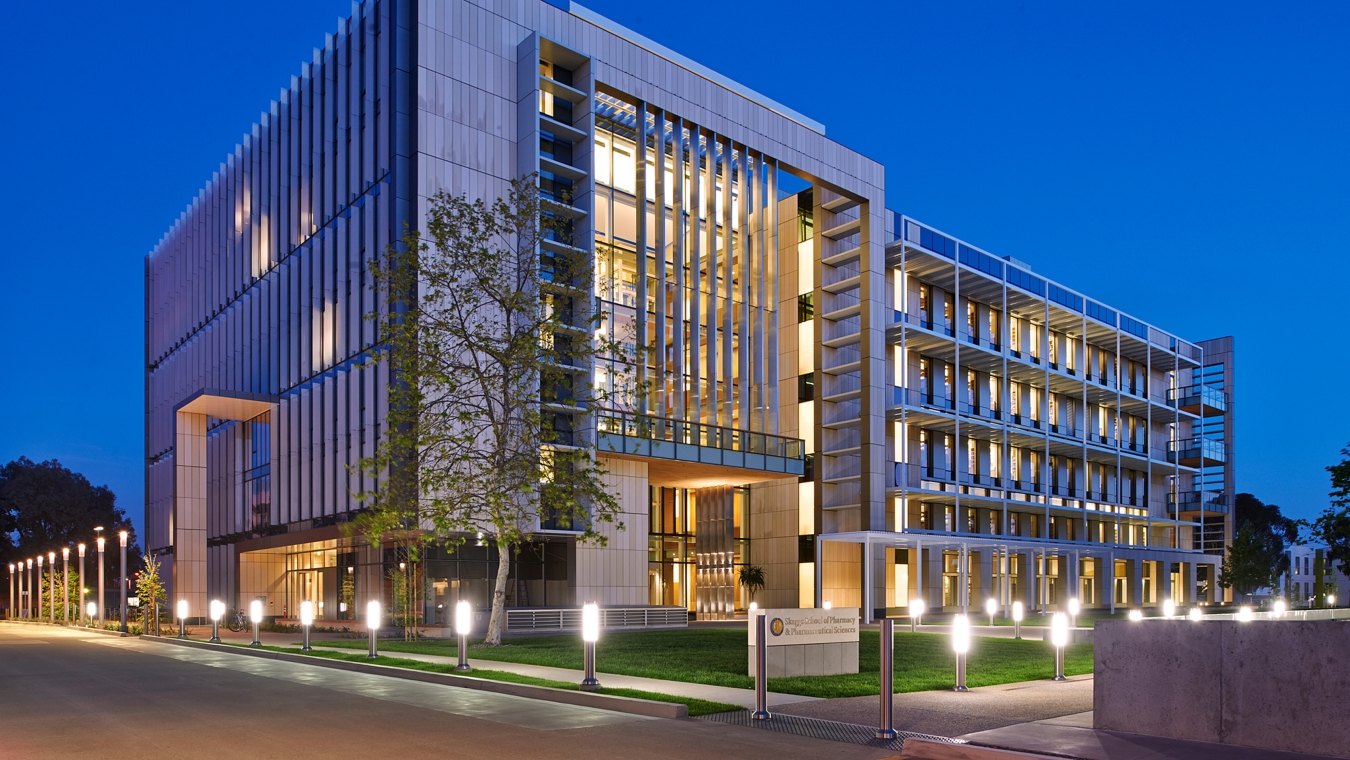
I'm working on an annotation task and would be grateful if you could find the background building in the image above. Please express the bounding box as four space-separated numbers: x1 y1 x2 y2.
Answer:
145 0 1231 626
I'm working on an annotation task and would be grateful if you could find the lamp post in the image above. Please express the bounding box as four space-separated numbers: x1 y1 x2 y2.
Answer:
1162 597 1176 620
876 617 896 740
209 599 224 643
27 558 34 620
951 613 971 692
177 599 188 638
1067 596 1081 629
46 551 56 625
1011 600 1024 639
36 554 44 623
1050 612 1068 681
249 599 264 647
367 600 382 658
61 547 70 625
7 563 13 620
454 600 472 672
909 597 926 633
118 531 129 634
95 531 106 627
580 602 600 691
77 543 86 626
300 600 315 651
985 597 997 628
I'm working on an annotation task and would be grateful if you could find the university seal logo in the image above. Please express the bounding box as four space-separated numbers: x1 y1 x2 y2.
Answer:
769 617 785 636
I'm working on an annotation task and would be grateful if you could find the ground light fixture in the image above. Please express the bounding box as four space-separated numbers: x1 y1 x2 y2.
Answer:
910 597 926 633
208 599 225 643
951 613 971 692
1128 609 1144 622
1237 606 1254 622
1067 596 1081 628
1188 607 1203 622
366 600 381 659
176 599 188 638
1050 612 1069 681
580 602 600 691
985 597 998 627
455 600 472 671
1272 598 1287 618
249 599 264 647
1162 597 1176 619
822 600 832 610
299 600 315 651
1011 601 1024 639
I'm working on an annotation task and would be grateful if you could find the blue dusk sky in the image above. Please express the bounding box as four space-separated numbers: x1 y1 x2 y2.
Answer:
2 1 1347 543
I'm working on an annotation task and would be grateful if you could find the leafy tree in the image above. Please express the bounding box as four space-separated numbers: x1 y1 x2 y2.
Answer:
136 555 168 634
0 457 141 590
39 567 81 623
1219 525 1273 599
1218 493 1300 599
739 565 766 605
1312 445 1350 578
354 177 622 646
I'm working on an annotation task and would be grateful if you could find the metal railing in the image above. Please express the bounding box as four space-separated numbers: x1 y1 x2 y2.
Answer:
596 411 804 460
506 606 688 633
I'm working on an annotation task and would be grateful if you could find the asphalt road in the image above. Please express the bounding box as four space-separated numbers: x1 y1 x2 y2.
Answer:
0 623 894 760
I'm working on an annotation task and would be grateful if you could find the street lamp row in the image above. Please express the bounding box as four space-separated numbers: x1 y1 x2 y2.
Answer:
6 528 127 633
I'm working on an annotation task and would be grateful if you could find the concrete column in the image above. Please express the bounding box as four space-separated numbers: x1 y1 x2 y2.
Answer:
1096 554 1116 613
925 548 942 608
1159 560 1173 604
978 549 994 607
1130 559 1144 608
1020 551 1037 611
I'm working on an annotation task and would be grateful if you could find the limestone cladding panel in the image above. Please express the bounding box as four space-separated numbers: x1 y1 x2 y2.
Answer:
748 478 801 609
238 551 287 616
575 456 649 606
821 540 861 609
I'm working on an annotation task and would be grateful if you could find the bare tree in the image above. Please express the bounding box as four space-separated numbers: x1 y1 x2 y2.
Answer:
354 177 622 645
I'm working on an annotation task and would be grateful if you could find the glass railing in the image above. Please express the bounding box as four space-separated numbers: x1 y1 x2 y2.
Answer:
595 411 804 460
1168 384 1227 412
1167 491 1228 513
1166 438 1226 463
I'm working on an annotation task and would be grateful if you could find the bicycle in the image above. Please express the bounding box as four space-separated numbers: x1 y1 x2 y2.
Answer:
225 608 248 632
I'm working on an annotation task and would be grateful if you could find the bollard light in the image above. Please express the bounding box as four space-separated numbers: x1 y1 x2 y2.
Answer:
752 610 770 720
580 602 600 690
910 597 926 633
1188 607 1202 622
1272 599 1286 618
86 601 96 625
1067 596 1081 628
1237 605 1254 622
249 599 264 647
1329 594 1337 607
454 600 472 672
985 597 998 627
1050 612 1069 681
366 600 382 659
876 618 896 740
749 601 757 614
951 613 971 692
1162 597 1176 619
299 600 315 651
1128 609 1143 622
208 599 225 643
1011 601 1024 639
822 600 832 610
176 599 188 638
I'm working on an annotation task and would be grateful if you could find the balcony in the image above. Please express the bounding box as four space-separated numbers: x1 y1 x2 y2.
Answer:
1167 490 1229 517
1169 384 1226 415
596 412 804 476
1166 438 1225 467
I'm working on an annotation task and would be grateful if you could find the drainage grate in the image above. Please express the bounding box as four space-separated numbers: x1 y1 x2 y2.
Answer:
698 709 966 752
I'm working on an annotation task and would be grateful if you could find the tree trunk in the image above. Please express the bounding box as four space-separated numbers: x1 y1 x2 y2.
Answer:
484 540 513 645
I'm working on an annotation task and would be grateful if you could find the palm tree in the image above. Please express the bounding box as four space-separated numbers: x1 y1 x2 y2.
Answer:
739 564 766 606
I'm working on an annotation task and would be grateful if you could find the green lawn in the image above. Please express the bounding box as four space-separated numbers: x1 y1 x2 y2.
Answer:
315 628 1091 698
233 644 736 716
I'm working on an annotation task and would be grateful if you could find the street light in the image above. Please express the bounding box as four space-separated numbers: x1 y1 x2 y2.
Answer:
909 597 926 633
580 602 600 691
77 543 86 626
1128 609 1144 622
299 600 315 651
95 532 106 627
46 551 56 625
366 600 381 659
36 554 44 624
176 599 188 638
455 600 472 672
7 563 13 620
1162 597 1176 620
61 547 70 626
985 597 998 627
249 599 264 647
118 531 129 635
209 599 225 643
26 558 34 620
951 613 971 692
1011 600 1024 639
1050 612 1069 681
1067 597 1081 629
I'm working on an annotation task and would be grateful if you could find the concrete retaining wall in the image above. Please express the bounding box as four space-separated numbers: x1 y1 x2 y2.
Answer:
1094 619 1350 758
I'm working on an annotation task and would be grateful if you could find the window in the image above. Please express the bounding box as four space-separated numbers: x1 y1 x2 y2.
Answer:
797 292 814 322
797 372 815 403
919 284 931 324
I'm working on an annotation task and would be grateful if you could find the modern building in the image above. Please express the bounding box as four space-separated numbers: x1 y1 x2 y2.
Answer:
144 0 1231 627
1282 544 1346 607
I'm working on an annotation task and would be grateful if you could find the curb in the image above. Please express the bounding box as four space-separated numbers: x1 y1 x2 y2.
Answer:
142 635 687 719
